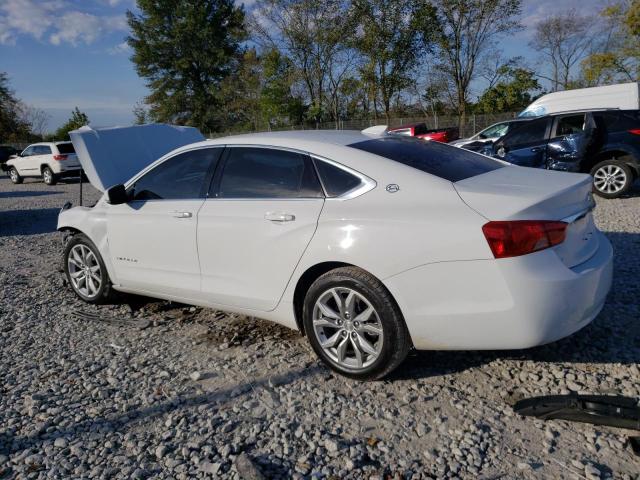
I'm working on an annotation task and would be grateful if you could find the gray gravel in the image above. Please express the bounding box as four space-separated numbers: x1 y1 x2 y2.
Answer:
1 174 639 479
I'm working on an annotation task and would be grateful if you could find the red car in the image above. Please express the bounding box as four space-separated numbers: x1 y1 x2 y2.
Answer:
388 122 459 143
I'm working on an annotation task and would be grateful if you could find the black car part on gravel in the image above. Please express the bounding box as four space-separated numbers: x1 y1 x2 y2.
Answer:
513 393 640 457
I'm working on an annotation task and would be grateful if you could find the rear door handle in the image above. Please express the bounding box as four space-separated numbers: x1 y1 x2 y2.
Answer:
264 212 295 223
169 211 192 218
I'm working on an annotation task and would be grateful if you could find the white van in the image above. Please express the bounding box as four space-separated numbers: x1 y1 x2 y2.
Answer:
520 82 640 117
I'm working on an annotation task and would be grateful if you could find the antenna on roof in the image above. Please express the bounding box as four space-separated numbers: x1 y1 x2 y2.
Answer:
361 125 388 136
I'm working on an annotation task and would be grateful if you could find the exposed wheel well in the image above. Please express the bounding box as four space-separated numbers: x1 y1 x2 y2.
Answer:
293 261 353 335
41 164 52 173
582 150 639 175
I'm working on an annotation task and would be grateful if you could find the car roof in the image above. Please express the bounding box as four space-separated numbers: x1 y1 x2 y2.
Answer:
196 130 377 149
388 123 425 129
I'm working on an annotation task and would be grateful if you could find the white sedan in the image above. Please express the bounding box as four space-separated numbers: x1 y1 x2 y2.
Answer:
58 126 613 380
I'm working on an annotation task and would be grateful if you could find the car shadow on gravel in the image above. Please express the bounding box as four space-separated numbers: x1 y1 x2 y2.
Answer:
0 190 59 199
0 208 60 236
0 365 324 458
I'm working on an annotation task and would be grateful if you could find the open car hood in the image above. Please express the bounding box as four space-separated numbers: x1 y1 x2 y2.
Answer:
70 124 205 192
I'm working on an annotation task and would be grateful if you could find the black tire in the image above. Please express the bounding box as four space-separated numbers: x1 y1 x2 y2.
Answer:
42 166 57 185
302 266 411 381
63 233 113 304
9 167 22 184
590 159 633 199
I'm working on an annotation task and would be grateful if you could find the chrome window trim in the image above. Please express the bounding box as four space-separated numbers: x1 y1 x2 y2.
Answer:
120 143 376 202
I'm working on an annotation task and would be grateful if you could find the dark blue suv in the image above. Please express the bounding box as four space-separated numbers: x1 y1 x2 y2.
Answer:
488 110 640 198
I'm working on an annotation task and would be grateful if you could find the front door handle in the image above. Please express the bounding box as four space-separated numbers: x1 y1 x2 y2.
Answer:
530 147 543 152
169 211 192 218
264 212 295 223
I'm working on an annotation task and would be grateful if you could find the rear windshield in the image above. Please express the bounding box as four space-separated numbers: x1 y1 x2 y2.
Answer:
348 136 504 182
56 143 75 154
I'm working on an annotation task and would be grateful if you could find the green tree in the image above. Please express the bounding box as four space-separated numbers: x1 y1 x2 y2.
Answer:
259 49 305 126
0 72 31 142
252 0 355 124
127 0 246 132
132 101 149 125
475 68 541 113
52 107 89 140
433 0 522 130
354 0 438 123
580 1 640 85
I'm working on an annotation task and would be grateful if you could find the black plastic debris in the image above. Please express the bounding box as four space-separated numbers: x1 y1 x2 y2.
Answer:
513 393 640 457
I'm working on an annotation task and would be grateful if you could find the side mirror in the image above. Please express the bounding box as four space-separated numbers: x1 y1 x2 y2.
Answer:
106 184 128 205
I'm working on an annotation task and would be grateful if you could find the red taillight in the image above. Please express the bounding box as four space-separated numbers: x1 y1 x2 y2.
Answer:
53 154 67 161
482 220 567 259
628 129 640 135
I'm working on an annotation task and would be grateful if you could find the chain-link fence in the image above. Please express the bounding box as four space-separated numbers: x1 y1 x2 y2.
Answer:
207 111 519 140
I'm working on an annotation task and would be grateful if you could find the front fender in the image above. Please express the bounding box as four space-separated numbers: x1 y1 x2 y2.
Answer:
57 202 118 284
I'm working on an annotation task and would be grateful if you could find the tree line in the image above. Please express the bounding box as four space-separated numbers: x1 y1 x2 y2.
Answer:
1 0 638 142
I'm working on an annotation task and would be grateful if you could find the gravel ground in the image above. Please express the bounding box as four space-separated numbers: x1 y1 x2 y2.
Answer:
1 174 639 480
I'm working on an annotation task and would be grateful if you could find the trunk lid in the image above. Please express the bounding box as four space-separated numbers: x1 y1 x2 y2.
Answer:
70 124 205 191
455 166 598 268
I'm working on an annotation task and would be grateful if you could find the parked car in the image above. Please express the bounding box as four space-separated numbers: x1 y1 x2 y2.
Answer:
388 122 459 143
449 119 531 148
0 145 19 171
487 109 640 198
58 124 612 380
6 142 81 185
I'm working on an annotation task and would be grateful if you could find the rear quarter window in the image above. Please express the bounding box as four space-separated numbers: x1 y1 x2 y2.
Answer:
348 136 504 182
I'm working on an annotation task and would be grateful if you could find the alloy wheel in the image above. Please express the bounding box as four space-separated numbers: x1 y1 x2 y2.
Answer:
10 169 18 182
43 169 52 184
312 287 383 370
593 164 627 195
67 244 102 298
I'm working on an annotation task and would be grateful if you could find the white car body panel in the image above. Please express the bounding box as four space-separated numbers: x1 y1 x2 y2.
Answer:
57 128 613 352
198 197 324 311
520 81 639 117
107 199 205 296
70 124 205 191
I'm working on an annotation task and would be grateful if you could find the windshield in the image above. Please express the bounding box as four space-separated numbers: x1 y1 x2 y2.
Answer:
348 136 504 182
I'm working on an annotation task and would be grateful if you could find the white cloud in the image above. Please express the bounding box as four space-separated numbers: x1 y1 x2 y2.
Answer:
107 40 131 55
0 0 128 46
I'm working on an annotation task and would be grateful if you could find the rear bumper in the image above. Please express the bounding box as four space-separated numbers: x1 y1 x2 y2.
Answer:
385 232 613 350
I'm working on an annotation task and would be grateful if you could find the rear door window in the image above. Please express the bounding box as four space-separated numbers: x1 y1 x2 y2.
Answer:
35 145 52 155
217 147 323 199
348 136 504 182
554 114 585 137
130 148 221 201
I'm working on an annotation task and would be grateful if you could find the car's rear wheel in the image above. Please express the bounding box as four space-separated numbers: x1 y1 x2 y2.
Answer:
303 267 411 380
9 167 22 184
42 166 57 185
63 234 113 303
590 159 633 199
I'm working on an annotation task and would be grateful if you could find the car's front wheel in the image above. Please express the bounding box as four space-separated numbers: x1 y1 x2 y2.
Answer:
63 234 113 303
42 166 57 185
591 159 633 199
303 267 411 380
9 167 22 184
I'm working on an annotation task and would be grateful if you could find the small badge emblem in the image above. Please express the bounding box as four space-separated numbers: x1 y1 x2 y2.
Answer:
386 184 400 193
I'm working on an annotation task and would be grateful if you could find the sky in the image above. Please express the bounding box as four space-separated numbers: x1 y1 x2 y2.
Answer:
0 0 606 133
